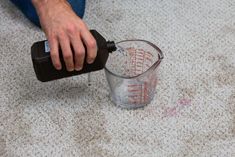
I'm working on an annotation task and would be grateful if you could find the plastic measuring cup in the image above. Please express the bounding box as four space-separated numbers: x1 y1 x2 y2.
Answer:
104 40 164 109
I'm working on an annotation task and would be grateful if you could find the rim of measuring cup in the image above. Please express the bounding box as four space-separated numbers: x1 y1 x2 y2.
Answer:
104 39 164 79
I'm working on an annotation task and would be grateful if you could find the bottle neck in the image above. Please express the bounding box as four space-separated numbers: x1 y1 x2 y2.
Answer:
106 41 116 53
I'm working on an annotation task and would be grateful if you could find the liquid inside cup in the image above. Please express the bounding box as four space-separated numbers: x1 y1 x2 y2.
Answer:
104 40 163 109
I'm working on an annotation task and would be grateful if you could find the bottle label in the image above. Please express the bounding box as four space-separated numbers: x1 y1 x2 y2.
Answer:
44 41 50 53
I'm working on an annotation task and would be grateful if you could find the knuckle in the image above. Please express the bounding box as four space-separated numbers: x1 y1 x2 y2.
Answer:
50 30 57 36
48 33 56 39
87 39 97 49
87 53 96 60
50 52 58 58
87 49 97 58
58 32 66 39
66 24 77 34
79 22 86 29
63 53 72 60
76 49 85 57
56 29 65 38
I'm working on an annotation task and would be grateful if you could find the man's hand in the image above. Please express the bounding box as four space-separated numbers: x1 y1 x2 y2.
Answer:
32 0 97 71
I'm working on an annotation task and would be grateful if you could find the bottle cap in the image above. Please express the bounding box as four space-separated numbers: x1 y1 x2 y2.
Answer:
106 41 117 52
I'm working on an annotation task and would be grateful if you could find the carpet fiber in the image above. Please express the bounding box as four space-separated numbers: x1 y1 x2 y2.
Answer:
0 0 235 156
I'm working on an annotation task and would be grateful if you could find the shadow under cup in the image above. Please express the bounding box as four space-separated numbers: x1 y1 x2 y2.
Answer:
104 40 164 109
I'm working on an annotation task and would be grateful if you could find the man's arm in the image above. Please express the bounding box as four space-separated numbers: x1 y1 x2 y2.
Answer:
32 0 97 71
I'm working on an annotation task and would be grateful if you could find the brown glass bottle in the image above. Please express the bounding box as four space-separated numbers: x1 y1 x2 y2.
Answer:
31 30 116 82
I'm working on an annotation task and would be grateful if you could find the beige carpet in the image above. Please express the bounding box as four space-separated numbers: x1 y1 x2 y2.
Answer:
0 0 235 156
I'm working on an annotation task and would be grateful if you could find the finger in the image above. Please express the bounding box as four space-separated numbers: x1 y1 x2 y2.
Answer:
70 36 85 71
81 30 97 64
58 34 74 72
48 36 61 70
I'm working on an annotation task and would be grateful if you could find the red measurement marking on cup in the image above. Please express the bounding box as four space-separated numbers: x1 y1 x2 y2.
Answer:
136 53 144 57
127 76 157 105
142 51 145 72
135 49 143 75
128 88 142 92
128 82 151 104
145 51 154 57
128 85 142 93
125 47 157 105
134 48 137 75
127 47 136 55
128 84 142 104
143 82 148 102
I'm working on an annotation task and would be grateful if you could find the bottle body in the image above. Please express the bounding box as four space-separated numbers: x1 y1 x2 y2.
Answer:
31 30 115 82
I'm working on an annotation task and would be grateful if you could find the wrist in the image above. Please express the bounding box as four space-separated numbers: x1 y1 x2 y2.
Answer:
32 0 67 16
32 0 47 16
